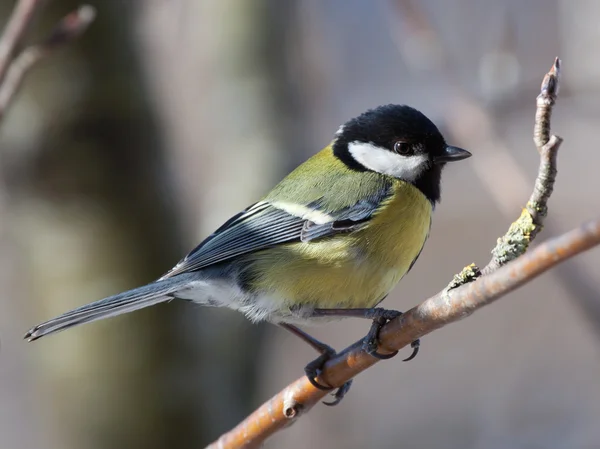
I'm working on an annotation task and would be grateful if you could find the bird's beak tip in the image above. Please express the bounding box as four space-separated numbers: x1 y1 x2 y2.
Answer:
434 145 471 163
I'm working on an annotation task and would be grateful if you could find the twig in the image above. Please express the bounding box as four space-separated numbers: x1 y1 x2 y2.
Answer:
0 0 42 86
482 59 562 274
206 59 582 448
534 58 560 150
0 4 96 122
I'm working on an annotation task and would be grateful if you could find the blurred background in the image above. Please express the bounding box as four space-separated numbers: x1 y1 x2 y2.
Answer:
1 0 599 448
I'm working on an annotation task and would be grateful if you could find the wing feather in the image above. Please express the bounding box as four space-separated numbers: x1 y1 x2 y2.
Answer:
162 184 393 278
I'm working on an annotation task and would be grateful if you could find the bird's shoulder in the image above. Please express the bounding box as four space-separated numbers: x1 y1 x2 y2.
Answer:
263 144 392 213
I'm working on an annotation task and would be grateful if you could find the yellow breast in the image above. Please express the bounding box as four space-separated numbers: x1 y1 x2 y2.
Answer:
248 180 432 309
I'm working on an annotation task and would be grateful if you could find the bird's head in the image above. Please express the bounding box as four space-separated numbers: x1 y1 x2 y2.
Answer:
333 104 471 203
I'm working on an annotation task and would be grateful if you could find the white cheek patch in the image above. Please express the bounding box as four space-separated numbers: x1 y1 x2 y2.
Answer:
348 141 429 182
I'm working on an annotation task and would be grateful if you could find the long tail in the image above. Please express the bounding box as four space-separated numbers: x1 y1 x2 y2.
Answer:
25 275 191 341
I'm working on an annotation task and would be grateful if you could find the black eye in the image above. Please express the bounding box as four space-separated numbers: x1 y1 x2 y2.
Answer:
394 141 411 155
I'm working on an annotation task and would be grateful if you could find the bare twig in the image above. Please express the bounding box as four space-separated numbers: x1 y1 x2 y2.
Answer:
206 59 582 448
534 59 560 149
0 1 94 239
482 59 561 274
0 0 42 86
0 4 96 122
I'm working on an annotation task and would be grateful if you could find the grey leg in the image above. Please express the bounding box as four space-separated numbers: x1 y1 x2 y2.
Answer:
311 307 420 361
279 323 353 406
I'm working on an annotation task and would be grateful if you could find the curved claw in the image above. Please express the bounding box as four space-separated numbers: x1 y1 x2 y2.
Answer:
304 352 334 391
369 349 399 360
363 311 402 360
402 339 420 362
362 309 422 362
306 372 333 391
323 380 353 406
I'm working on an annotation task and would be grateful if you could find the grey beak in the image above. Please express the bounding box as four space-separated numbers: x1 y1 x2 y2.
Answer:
434 145 472 163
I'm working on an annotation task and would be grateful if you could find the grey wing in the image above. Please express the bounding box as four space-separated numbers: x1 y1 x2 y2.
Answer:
299 197 384 241
161 192 390 279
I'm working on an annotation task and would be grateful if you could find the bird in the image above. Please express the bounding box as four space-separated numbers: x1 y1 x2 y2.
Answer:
25 104 471 405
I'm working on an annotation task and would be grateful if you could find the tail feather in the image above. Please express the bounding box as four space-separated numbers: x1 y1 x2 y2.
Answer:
25 276 189 341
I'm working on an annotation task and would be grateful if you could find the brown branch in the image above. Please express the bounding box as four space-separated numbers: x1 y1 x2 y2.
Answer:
205 59 587 448
0 4 96 122
208 217 600 449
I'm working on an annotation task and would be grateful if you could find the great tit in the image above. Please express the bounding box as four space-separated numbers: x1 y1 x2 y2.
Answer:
25 104 470 404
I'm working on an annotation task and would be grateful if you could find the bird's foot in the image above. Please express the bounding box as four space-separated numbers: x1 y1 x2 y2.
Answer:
361 308 420 361
304 345 353 406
